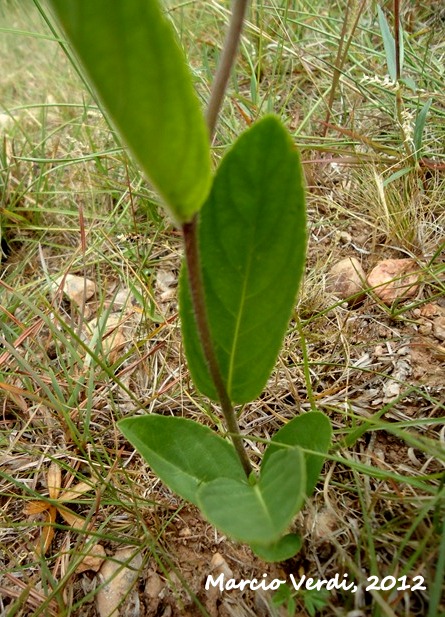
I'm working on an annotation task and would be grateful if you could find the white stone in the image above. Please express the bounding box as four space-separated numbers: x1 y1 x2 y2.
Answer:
53 274 96 307
96 548 142 617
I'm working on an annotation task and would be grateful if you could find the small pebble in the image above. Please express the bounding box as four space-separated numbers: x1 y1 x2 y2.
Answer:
367 259 420 304
433 316 445 341
53 274 96 307
327 257 366 304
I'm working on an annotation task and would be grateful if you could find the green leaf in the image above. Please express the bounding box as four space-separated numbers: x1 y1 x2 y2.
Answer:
250 533 302 562
400 76 417 92
413 98 432 159
118 416 245 506
198 446 305 544
383 167 413 186
180 116 306 404
377 5 397 81
47 0 211 223
304 589 331 616
262 412 331 497
271 582 293 608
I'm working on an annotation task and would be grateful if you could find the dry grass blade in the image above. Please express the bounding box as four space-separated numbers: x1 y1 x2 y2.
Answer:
47 462 61 500
35 506 57 556
1 574 59 617
23 501 50 515
58 481 95 503
56 505 91 531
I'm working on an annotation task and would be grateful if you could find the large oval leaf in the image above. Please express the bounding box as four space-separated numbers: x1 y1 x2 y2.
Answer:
262 411 332 497
198 446 306 544
118 416 245 506
47 0 211 223
180 116 306 403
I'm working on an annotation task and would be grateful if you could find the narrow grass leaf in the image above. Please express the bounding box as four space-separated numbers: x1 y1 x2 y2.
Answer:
180 116 306 403
198 447 305 545
414 98 432 159
427 513 445 617
383 167 413 186
262 412 331 497
377 5 396 82
118 416 245 506
46 0 211 223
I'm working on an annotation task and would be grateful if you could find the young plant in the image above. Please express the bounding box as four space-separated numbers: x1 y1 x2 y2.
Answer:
46 0 331 561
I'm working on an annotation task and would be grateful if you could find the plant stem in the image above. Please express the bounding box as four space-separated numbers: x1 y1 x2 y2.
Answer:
322 0 366 137
182 220 252 476
181 0 253 476
206 0 250 139
295 314 316 412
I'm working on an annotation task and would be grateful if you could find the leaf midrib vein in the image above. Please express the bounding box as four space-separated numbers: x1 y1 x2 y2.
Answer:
226 245 254 395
